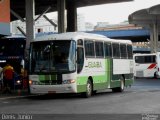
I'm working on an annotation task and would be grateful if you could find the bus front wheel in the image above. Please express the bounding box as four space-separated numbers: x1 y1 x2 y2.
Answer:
81 79 93 98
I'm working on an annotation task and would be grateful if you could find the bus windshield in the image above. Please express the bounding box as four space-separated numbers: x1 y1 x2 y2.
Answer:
30 40 76 73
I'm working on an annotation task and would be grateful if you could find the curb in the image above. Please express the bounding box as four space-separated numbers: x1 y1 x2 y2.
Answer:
0 95 27 100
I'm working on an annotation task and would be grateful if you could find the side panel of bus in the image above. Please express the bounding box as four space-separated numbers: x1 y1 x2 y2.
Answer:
134 55 156 78
76 58 133 93
110 59 134 88
77 58 110 93
156 52 160 78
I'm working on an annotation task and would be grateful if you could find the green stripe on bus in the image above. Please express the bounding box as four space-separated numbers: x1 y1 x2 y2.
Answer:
51 75 57 80
39 75 57 81
39 75 46 82
39 75 50 82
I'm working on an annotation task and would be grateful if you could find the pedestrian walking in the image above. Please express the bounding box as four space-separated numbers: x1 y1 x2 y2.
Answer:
2 63 14 93
0 66 3 91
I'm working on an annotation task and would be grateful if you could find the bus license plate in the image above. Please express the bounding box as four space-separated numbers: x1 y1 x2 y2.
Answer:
48 91 56 94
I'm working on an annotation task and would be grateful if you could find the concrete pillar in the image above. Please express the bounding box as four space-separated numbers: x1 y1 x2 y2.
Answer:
66 0 77 32
57 0 66 33
155 22 159 52
25 0 35 48
150 27 154 53
153 22 159 52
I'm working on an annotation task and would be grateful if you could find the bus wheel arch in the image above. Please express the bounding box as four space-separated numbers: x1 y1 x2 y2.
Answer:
112 75 125 92
81 76 93 98
154 72 157 79
120 75 125 92
122 74 125 86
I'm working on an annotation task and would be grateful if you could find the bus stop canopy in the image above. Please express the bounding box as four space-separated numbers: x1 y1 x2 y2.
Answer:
11 0 133 21
128 9 160 26
149 4 160 15
128 4 160 53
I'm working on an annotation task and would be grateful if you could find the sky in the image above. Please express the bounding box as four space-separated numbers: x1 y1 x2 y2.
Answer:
77 0 160 25
47 0 160 25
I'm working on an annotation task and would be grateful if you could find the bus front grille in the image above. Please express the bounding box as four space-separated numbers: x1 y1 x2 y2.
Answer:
40 80 62 85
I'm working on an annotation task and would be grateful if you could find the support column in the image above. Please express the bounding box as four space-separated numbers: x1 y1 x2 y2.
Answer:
25 0 35 48
66 0 77 32
57 0 66 33
153 22 159 52
155 22 159 52
150 27 154 53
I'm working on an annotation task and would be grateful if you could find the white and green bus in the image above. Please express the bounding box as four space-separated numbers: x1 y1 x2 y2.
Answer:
29 32 134 97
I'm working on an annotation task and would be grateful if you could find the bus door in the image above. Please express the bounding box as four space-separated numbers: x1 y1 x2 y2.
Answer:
77 39 84 73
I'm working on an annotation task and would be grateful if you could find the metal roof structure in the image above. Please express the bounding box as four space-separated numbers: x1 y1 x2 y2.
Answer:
128 9 160 28
91 29 150 42
10 0 133 21
35 28 150 42
128 4 160 53
149 4 160 15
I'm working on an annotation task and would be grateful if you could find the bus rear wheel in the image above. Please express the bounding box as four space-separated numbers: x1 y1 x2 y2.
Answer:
81 79 93 98
154 72 157 79
112 77 125 92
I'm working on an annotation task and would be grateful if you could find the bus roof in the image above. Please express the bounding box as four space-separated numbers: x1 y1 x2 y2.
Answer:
34 32 132 44
133 53 156 57
1 35 26 41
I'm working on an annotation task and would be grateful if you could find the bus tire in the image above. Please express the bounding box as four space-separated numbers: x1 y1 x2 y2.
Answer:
112 77 125 92
93 90 97 95
154 72 157 79
81 79 93 98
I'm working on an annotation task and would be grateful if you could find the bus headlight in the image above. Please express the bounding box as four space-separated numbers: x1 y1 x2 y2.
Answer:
29 80 32 85
16 80 21 84
62 79 75 84
29 80 39 85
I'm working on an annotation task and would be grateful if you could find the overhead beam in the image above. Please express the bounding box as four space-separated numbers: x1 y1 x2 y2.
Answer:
17 26 26 36
35 6 52 21
10 0 133 21
10 9 25 22
43 15 57 28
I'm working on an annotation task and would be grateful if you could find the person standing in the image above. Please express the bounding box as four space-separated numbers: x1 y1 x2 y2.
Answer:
3 63 14 93
0 66 3 91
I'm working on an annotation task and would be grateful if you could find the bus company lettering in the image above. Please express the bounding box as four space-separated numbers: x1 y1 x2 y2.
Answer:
88 62 102 68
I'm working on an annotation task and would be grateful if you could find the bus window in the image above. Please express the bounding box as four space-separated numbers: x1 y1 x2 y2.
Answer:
77 39 83 46
127 45 133 59
77 47 84 73
120 44 127 59
135 55 156 63
104 42 112 57
95 42 104 58
112 43 120 58
84 40 95 58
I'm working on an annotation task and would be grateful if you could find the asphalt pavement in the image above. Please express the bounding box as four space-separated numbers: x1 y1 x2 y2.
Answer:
0 78 160 100
0 78 160 120
0 89 30 100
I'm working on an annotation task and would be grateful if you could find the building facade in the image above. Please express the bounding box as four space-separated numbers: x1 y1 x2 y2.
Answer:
11 13 88 35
